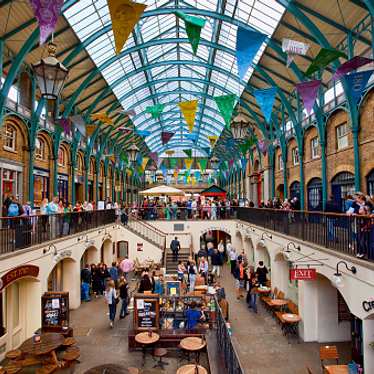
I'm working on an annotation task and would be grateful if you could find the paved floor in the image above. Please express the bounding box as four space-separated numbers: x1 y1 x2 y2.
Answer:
219 265 351 374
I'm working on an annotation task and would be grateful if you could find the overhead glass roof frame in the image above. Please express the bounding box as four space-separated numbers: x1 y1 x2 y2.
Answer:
64 0 285 155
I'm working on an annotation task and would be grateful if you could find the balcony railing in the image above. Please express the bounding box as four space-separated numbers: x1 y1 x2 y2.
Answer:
0 210 116 255
237 207 374 261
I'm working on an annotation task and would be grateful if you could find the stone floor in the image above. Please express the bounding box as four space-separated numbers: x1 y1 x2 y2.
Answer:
219 266 352 374
68 267 352 374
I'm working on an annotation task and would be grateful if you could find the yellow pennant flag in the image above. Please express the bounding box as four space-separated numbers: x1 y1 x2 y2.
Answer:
184 158 193 170
187 176 191 184
208 135 218 147
173 170 178 178
127 169 133 177
165 150 174 156
179 100 198 132
141 157 149 171
108 0 147 55
91 112 113 125
86 124 96 137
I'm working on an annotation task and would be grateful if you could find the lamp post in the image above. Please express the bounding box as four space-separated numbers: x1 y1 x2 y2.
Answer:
32 42 69 100
230 113 251 140
210 156 219 170
127 144 139 164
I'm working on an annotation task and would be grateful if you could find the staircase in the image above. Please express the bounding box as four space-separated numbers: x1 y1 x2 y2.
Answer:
165 247 191 274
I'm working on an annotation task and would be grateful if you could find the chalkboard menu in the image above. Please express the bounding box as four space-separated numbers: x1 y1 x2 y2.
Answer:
41 292 69 332
133 294 159 331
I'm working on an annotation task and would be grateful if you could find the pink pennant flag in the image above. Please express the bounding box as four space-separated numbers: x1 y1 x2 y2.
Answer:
29 0 64 45
149 152 158 162
332 56 374 80
295 80 321 114
229 159 234 168
161 131 175 145
59 118 71 135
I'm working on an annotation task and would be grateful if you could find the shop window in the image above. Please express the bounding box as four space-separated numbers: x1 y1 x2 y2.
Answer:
292 147 299 165
3 124 16 152
35 138 46 160
58 147 66 167
311 137 320 159
278 154 283 171
336 123 349 150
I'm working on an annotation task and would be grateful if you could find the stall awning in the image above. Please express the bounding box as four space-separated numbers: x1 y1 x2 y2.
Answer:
200 185 227 197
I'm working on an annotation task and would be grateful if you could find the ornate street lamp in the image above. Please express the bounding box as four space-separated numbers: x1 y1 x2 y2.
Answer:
230 113 251 140
127 144 139 163
32 42 69 100
210 156 219 170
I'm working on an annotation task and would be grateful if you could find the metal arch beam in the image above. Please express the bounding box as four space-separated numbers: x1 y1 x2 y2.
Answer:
362 0 374 16
153 141 211 155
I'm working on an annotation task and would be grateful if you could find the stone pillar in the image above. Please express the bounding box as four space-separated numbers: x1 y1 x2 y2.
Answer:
62 259 81 309
263 168 270 203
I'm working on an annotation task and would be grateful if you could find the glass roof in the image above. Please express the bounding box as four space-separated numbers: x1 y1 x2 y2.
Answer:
64 0 285 154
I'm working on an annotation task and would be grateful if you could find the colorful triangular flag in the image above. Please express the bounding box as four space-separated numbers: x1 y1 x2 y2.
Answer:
198 159 208 172
71 115 86 137
145 104 165 119
214 94 236 127
295 80 322 114
254 87 277 123
332 56 374 80
344 69 374 104
184 158 193 170
161 131 175 145
208 136 218 148
282 38 309 67
183 149 192 158
179 100 198 132
137 130 151 137
305 48 347 77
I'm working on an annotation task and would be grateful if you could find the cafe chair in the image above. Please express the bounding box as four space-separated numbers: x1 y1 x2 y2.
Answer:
62 337 77 347
5 349 22 361
2 364 22 374
319 345 339 368
62 346 81 367
153 347 168 369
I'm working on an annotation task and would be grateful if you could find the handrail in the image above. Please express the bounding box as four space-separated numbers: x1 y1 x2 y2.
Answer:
128 213 167 237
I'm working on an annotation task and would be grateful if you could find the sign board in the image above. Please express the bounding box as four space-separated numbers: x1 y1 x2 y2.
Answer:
97 201 105 210
133 294 159 331
0 265 39 292
290 268 317 281
41 292 69 332
165 281 181 296
137 243 143 252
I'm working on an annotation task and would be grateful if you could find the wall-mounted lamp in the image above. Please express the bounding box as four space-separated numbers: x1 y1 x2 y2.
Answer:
246 226 255 234
259 232 272 246
331 261 357 289
43 244 57 255
286 242 301 251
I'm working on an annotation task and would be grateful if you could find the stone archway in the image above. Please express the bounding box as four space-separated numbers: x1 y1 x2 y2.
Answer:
101 239 113 265
81 245 99 266
242 235 255 265
255 242 271 270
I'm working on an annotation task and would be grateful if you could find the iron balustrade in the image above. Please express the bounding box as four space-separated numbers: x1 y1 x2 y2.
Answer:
237 207 374 261
0 209 116 255
215 296 245 374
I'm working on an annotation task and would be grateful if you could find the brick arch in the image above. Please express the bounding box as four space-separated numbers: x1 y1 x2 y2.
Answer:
34 130 53 173
76 151 85 175
359 84 374 107
325 107 349 123
1 115 29 151
329 165 355 182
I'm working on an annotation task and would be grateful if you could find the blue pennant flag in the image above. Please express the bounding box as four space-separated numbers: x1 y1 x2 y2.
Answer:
344 69 373 105
236 27 267 80
240 157 248 170
254 87 277 123
161 165 167 178
137 130 151 137
186 133 198 142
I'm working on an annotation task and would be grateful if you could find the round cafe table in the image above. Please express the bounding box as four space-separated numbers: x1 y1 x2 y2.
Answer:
256 287 271 294
324 365 349 374
179 337 206 364
176 364 208 374
135 332 160 367
282 313 301 339
270 299 288 307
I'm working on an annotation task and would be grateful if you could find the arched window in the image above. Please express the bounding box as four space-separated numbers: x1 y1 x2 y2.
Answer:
289 181 300 200
77 155 84 173
307 177 322 211
366 169 374 196
3 124 16 151
58 147 66 167
35 137 46 160
331 171 355 211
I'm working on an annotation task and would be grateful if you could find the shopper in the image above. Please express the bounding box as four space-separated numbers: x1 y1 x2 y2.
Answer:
188 260 197 292
170 236 181 262
119 256 134 280
211 248 223 278
80 264 92 302
118 276 129 319
233 259 246 300
198 257 209 283
138 273 153 293
104 280 118 328
256 261 269 287
109 262 119 286
177 261 186 282
227 243 237 276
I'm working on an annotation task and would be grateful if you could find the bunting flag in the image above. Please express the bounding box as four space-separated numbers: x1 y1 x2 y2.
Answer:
157 158 163 168
282 38 309 67
86 124 96 137
198 159 208 172
236 27 266 80
161 131 175 145
214 94 236 127
161 165 168 178
332 56 374 80
127 169 133 177
149 152 158 162
175 11 206 55
183 149 192 158
186 133 198 142
184 158 193 170
108 0 147 55
254 87 277 123
208 136 218 148
238 139 252 155
229 159 234 168
70 115 86 137
344 70 374 104
258 139 270 155
145 104 165 119
165 150 175 156
141 157 149 171
169 158 177 169
137 130 151 137
295 79 322 114
91 112 113 125
305 48 347 77
240 157 248 170
29 0 64 45
58 118 71 135
179 100 198 132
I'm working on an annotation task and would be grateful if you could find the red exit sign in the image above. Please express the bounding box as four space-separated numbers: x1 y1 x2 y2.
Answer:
290 268 317 281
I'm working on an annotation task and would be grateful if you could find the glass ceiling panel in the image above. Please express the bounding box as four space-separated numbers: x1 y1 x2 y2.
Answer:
64 0 285 153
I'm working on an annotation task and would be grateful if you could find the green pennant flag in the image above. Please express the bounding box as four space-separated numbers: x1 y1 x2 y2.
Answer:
169 158 178 168
175 11 206 55
145 104 165 119
305 48 347 77
183 149 192 158
198 158 208 171
214 94 236 127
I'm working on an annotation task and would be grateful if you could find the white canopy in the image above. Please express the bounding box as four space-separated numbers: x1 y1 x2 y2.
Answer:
139 185 185 196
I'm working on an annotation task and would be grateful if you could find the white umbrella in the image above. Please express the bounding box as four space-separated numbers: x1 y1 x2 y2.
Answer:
139 185 185 196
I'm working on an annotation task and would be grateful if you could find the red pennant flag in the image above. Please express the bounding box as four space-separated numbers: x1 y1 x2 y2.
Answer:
161 131 175 145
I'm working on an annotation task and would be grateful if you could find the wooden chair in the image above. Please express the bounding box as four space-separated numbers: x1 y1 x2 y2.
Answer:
2 364 22 374
5 350 22 361
153 348 168 369
319 345 339 368
35 364 58 374
62 346 81 367
275 301 298 325
62 337 77 347
262 287 278 310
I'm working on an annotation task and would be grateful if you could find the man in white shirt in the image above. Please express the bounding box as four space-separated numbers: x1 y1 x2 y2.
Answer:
227 242 237 276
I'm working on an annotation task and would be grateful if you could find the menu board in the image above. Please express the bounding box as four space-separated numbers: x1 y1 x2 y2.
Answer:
165 281 181 296
133 294 159 331
41 292 69 332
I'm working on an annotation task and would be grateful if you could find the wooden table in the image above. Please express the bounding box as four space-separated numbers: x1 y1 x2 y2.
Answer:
135 332 160 366
282 313 301 323
324 365 349 374
257 287 271 294
270 299 288 307
176 364 208 374
19 332 64 366
281 314 301 339
179 337 206 364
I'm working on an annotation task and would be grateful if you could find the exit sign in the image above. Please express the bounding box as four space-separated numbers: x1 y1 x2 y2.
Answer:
290 268 317 281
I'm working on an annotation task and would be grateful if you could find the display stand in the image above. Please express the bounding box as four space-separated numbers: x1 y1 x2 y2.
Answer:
133 293 160 331
41 292 70 334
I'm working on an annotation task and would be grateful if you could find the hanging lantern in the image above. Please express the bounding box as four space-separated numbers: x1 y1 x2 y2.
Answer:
127 144 139 163
230 113 251 139
210 156 219 170
32 43 69 100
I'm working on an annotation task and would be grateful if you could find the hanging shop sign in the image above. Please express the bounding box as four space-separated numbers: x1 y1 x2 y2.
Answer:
0 265 39 292
137 243 143 252
289 268 317 281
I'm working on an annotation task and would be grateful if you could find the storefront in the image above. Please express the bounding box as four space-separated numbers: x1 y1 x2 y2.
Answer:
74 175 84 203
0 160 23 213
367 169 374 196
307 177 322 211
33 168 50 207
57 174 69 203
289 181 300 201
331 171 355 211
